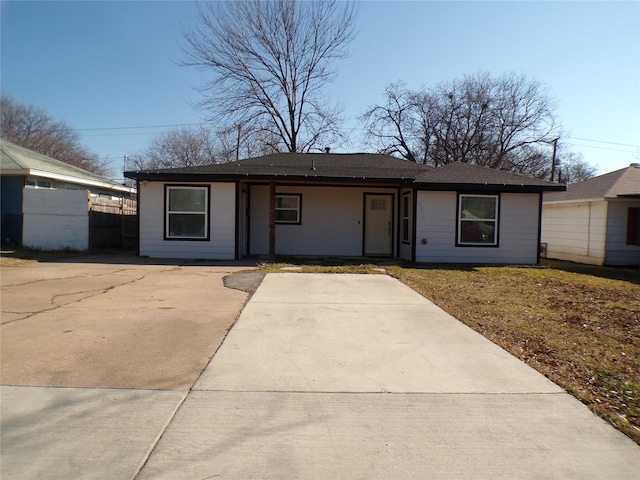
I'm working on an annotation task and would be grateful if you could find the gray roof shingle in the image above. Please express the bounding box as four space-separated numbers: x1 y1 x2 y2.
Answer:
544 164 640 202
1 140 132 193
414 161 561 188
126 153 564 192
131 153 433 180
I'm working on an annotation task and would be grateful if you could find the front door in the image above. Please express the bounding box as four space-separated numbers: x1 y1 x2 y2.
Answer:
363 194 393 256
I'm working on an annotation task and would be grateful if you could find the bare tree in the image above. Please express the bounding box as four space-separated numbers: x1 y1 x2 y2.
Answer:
130 127 221 170
1 96 109 175
361 73 563 177
556 150 598 184
181 0 357 153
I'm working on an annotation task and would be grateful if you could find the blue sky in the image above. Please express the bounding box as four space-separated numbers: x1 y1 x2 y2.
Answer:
2 1 639 181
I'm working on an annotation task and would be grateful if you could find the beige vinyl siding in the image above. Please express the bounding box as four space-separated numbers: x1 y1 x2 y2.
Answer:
249 185 396 256
415 191 540 264
138 181 236 259
605 200 640 266
541 201 607 265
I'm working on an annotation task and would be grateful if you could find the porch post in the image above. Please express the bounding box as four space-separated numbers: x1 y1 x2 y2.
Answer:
269 182 276 256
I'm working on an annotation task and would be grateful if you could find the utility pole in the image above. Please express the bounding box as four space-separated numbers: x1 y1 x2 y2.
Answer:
549 138 559 182
236 125 242 162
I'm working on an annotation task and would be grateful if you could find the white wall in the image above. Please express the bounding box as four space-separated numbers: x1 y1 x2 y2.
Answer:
249 185 397 256
415 191 541 264
22 189 89 251
541 201 607 265
138 181 236 259
605 200 640 266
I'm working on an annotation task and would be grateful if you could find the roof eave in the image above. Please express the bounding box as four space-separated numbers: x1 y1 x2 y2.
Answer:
28 169 135 193
125 171 409 185
413 182 566 193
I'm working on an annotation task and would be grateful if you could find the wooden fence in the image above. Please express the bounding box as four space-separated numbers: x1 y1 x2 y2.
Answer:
89 196 137 250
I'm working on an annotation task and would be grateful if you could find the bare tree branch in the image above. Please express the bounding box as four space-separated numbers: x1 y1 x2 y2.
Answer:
1 96 109 175
181 0 356 153
360 72 576 179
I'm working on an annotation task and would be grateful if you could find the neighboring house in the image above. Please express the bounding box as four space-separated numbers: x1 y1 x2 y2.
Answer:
542 163 640 266
125 153 564 264
1 140 135 247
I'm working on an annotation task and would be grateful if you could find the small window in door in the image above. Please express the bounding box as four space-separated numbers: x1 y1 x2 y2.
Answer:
371 199 386 210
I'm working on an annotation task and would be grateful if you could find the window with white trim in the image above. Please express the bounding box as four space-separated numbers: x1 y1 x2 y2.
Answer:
165 185 209 240
275 194 301 224
457 194 499 246
401 192 411 243
26 180 53 189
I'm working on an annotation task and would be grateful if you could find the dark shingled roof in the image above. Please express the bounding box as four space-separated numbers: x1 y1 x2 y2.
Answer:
544 164 640 202
125 153 565 192
130 153 432 181
414 162 564 191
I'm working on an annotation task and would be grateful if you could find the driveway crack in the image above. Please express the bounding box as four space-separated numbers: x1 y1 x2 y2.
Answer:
1 275 147 326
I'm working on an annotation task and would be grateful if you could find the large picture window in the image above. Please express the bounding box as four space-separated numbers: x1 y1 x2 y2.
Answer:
165 185 209 240
457 194 499 246
276 194 302 224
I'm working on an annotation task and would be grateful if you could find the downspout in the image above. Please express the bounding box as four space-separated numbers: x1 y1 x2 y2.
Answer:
136 180 141 257
269 182 276 257
234 180 240 260
536 192 543 265
411 189 418 263
395 187 401 258
587 202 591 258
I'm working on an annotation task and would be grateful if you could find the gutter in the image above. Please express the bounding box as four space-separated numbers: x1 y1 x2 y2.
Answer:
26 168 135 194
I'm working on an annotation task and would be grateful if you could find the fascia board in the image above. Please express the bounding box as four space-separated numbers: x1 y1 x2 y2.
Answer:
28 169 135 193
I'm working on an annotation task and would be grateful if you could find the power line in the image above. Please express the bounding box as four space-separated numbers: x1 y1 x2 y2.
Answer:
76 121 640 156
566 142 638 153
82 131 184 138
76 122 204 132
565 136 639 148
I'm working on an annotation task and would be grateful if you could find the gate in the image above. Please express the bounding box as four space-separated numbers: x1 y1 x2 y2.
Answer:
89 196 137 250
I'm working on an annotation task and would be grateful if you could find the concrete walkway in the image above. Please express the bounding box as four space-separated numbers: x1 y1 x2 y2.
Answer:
2 268 639 479
141 273 639 479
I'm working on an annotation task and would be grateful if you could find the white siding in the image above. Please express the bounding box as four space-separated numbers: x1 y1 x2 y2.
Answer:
22 189 89 251
139 182 236 259
605 200 640 266
541 201 607 265
249 185 396 257
415 191 540 264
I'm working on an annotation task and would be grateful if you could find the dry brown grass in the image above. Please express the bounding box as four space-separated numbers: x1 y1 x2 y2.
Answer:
0 249 82 267
387 261 640 444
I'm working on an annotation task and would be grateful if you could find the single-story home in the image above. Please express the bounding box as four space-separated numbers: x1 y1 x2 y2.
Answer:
542 163 640 266
1 140 135 247
125 152 565 264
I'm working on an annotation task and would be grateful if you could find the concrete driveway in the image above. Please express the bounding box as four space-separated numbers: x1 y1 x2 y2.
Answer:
2 265 639 479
